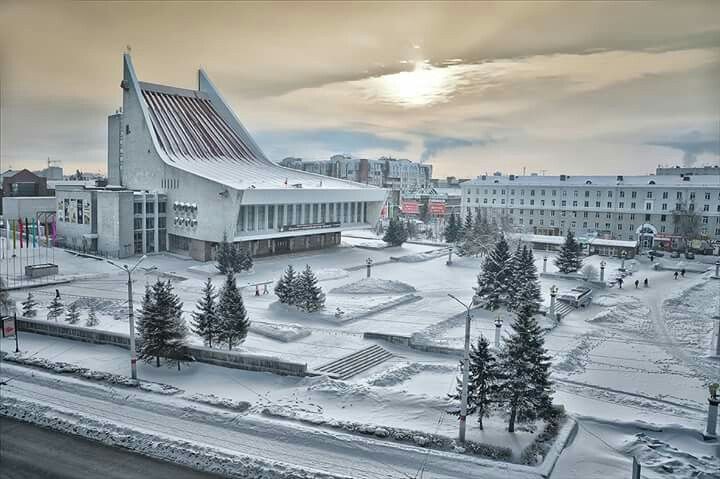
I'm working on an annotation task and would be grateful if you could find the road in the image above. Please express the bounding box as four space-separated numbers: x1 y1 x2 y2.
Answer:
0 416 222 479
0 363 543 479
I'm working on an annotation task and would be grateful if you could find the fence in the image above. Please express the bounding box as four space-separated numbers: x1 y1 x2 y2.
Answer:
15 317 308 377
363 331 463 356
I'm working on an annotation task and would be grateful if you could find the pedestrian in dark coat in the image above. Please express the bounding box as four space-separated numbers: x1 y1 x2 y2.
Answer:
681 268 686 277
643 278 648 287
674 271 679 280
634 279 639 288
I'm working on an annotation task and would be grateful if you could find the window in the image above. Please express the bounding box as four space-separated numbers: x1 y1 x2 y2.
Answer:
662 192 669 199
158 217 166 229
619 202 624 208
607 202 612 208
646 192 652 199
617 224 622 230
676 191 682 199
645 214 651 221
561 200 566 207
662 203 667 210
134 218 143 230
145 217 154 229
619 191 625 198
158 202 166 214
631 202 636 209
631 191 637 198
585 191 590 198
690 192 696 200
608 191 613 198
703 216 709 224
583 211 589 218
660 215 666 222
530 199 535 206
703 204 710 212
248 205 255 231
146 201 154 214
584 201 589 207
483 198 488 204
305 204 311 224
268 206 275 229
134 231 142 254
258 206 266 230
705 192 711 200
146 231 155 253
572 200 578 207
134 202 143 214
645 203 651 211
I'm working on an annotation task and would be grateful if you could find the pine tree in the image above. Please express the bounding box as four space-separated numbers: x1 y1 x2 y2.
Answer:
444 213 463 244
296 265 325 312
554 230 584 273
448 336 501 430
497 303 554 432
463 208 474 235
46 295 64 322
473 235 512 310
217 273 250 350
215 232 235 275
383 217 408 246
275 265 297 305
86 307 99 327
65 302 80 324
21 291 38 318
192 278 218 348
505 245 523 311
137 280 188 368
235 247 254 272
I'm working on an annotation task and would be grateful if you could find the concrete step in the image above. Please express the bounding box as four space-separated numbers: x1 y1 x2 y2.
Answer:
317 345 394 380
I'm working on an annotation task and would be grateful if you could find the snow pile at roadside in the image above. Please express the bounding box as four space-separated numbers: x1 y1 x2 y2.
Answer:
623 431 720 478
314 268 350 282
1 397 349 479
261 404 513 461
250 321 312 342
587 294 650 333
187 393 251 412
330 278 416 295
269 293 421 323
663 280 718 359
365 361 455 387
0 352 181 395
391 248 448 263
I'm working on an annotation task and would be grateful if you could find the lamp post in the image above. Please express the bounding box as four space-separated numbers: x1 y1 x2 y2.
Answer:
494 316 503 349
543 255 548 273
448 293 472 444
365 257 373 278
447 245 454 265
620 251 627 272
714 260 720 279
600 260 606 282
704 383 719 440
549 285 559 320
106 255 155 380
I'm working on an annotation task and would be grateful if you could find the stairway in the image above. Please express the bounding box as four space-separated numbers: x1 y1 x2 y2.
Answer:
316 345 393 380
554 302 576 320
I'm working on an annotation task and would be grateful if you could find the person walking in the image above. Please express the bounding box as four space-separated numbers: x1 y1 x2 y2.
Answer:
643 278 648 288
634 279 639 289
618 277 624 289
674 271 679 280
681 268 686 278
650 255 654 263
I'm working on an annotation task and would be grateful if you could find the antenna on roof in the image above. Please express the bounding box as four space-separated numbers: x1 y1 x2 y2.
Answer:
126 44 132 54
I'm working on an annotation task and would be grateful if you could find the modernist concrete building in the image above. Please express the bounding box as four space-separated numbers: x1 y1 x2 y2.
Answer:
461 172 720 249
108 54 386 260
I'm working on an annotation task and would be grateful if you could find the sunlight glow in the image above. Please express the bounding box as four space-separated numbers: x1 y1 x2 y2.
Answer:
365 61 460 107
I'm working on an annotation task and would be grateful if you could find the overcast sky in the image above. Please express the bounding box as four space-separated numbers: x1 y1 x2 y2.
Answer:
1 1 719 178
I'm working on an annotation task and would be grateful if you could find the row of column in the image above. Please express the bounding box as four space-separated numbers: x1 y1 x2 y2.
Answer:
239 202 366 233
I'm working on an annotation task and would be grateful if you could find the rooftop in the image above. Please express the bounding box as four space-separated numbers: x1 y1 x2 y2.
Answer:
465 174 720 188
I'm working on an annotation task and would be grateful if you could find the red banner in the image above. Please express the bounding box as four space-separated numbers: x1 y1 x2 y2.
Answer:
429 201 446 215
401 201 420 214
3 318 16 337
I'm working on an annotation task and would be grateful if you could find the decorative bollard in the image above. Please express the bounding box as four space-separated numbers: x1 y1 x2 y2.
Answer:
366 258 373 278
714 260 720 279
446 246 453 266
600 260 606 282
543 256 548 273
494 317 503 349
704 383 719 440
549 285 558 320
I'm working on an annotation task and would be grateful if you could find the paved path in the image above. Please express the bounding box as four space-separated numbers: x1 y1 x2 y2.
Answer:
0 416 222 479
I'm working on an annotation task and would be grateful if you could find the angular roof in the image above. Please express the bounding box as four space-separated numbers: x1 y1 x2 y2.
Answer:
124 55 376 191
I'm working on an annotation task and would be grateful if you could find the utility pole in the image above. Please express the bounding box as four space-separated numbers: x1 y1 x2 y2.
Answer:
448 294 472 444
107 255 156 380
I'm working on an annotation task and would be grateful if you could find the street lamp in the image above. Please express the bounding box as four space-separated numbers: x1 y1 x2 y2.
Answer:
620 250 627 272
494 316 503 349
106 255 156 380
448 293 472 444
600 260 606 282
542 255 548 273
446 245 454 266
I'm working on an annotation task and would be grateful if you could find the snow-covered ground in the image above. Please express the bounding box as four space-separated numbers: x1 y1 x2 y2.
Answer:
2 231 719 478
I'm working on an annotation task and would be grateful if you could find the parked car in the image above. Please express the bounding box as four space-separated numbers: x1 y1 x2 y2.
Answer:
685 251 695 260
648 251 665 258
670 251 680 258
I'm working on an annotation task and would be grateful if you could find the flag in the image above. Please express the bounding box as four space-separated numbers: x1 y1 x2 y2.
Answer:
25 217 30 246
11 219 16 249
32 218 37 248
18 218 23 248
51 218 56 242
45 217 50 244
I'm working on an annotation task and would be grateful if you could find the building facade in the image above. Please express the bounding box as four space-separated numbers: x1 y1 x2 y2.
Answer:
461 172 720 248
106 54 386 261
280 155 433 191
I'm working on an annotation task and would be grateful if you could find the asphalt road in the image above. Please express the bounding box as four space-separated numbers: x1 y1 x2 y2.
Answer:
0 416 223 479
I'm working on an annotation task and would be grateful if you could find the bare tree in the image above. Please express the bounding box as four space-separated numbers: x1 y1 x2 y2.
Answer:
672 201 701 249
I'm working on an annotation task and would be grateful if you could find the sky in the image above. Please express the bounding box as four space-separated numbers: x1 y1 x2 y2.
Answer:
1 1 719 178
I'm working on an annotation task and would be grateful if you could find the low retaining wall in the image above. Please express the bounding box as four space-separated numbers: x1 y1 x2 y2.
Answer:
363 331 463 356
15 318 308 377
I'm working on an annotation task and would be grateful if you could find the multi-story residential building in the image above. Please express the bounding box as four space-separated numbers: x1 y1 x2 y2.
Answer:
461 172 720 248
279 155 433 191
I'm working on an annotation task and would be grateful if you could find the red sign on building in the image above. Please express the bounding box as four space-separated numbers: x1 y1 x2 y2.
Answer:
401 201 420 214
429 201 446 215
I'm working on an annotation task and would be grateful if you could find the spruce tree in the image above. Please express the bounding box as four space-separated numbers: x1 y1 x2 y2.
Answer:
46 295 64 322
448 336 501 430
497 303 554 432
463 208 474 235
192 278 218 348
65 302 80 324
217 273 250 350
383 217 408 246
86 307 99 327
444 213 457 243
296 265 325 312
137 280 188 368
21 291 38 318
505 245 523 311
275 265 297 305
554 230 584 273
473 235 512 310
215 232 235 275
509 246 542 313
236 247 254 272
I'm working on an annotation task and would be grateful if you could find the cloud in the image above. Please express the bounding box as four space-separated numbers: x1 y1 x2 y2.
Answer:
648 130 720 167
418 134 497 163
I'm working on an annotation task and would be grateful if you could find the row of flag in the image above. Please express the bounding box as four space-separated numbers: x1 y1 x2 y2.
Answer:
3 218 56 249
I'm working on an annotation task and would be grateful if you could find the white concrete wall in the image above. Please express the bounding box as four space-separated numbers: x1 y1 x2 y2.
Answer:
1 197 55 220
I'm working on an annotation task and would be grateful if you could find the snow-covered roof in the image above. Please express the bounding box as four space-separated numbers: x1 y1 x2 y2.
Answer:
464 174 720 188
126 55 376 192
519 234 636 248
